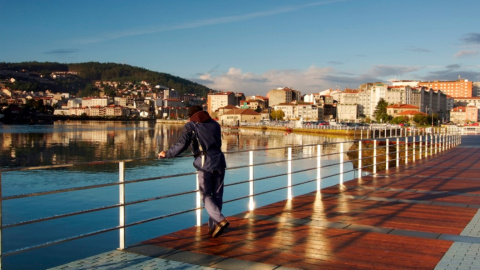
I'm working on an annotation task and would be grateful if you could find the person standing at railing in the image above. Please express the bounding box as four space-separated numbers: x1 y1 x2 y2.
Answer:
158 105 229 238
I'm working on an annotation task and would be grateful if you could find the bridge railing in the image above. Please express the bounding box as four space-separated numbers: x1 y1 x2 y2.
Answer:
0 133 462 269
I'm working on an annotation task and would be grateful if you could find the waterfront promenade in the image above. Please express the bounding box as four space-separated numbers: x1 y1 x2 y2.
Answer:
51 135 480 270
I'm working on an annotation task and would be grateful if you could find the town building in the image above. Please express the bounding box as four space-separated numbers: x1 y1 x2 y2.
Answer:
240 96 268 111
67 98 83 108
273 102 321 121
337 104 358 122
450 106 466 125
82 97 110 108
453 97 480 109
386 104 419 118
245 95 268 108
450 105 478 125
335 89 359 122
163 98 185 108
466 105 479 123
114 97 130 107
207 92 237 115
474 82 480 97
163 89 179 99
418 76 473 98
219 108 268 126
267 87 301 107
105 105 130 117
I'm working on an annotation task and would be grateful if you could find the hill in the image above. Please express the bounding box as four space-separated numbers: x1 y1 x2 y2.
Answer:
0 61 212 97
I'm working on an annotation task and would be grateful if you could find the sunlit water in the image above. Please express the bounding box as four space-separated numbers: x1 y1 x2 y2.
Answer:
0 121 354 269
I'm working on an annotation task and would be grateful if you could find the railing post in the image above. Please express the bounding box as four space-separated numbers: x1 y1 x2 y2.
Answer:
419 136 422 160
340 143 344 184
358 141 362 177
396 138 400 167
288 147 293 200
430 133 435 156
405 137 408 165
373 140 377 174
439 134 442 152
249 151 255 211
435 135 438 155
425 135 429 158
317 145 322 191
412 136 416 162
385 139 389 171
119 162 126 250
442 134 445 152
196 156 205 226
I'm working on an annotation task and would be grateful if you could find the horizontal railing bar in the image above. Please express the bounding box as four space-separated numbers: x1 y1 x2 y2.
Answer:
2 203 121 229
3 205 203 257
2 224 122 257
3 150 342 201
3 186 199 229
3 171 197 201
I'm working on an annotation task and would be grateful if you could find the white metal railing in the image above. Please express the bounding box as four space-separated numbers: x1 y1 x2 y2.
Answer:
0 133 462 269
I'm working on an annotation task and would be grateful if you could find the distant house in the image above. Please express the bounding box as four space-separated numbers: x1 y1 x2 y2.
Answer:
219 108 268 126
450 105 479 125
105 105 130 117
216 105 238 117
387 104 419 118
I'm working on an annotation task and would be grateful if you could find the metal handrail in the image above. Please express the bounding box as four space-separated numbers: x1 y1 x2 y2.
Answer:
0 133 462 269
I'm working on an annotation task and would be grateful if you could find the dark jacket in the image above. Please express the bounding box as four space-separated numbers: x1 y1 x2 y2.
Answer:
165 111 226 172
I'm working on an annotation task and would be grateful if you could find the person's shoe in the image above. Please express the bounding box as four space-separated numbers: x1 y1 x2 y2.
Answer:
211 219 229 238
207 227 215 235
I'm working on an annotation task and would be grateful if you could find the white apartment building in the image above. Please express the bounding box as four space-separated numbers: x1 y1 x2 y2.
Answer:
114 97 129 107
207 92 236 114
274 103 295 120
82 97 110 108
296 104 321 121
337 104 358 122
274 103 321 121
67 98 83 108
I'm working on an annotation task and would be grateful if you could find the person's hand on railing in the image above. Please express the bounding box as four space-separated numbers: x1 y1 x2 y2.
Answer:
158 151 166 159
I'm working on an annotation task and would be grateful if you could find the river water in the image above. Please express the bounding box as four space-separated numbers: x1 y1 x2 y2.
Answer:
0 121 353 269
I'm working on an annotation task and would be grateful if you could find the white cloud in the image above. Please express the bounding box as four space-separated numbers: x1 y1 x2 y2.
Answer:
454 50 478 59
194 66 336 96
192 63 431 96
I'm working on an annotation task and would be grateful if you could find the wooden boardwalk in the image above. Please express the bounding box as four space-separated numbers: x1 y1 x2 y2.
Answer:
124 136 480 270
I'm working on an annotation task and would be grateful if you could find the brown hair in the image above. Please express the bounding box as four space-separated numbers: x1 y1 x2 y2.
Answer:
188 105 203 117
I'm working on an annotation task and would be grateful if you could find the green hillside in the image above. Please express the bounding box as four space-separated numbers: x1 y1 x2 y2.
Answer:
0 61 212 97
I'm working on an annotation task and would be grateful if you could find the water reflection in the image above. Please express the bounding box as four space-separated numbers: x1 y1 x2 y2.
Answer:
0 121 351 169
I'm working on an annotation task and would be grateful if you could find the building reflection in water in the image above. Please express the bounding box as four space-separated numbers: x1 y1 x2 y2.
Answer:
0 122 352 169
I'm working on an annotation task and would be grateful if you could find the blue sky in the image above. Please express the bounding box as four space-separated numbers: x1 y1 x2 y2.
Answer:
2 0 480 96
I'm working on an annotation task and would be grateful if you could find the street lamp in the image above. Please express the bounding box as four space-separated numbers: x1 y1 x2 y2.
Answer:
426 106 433 127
